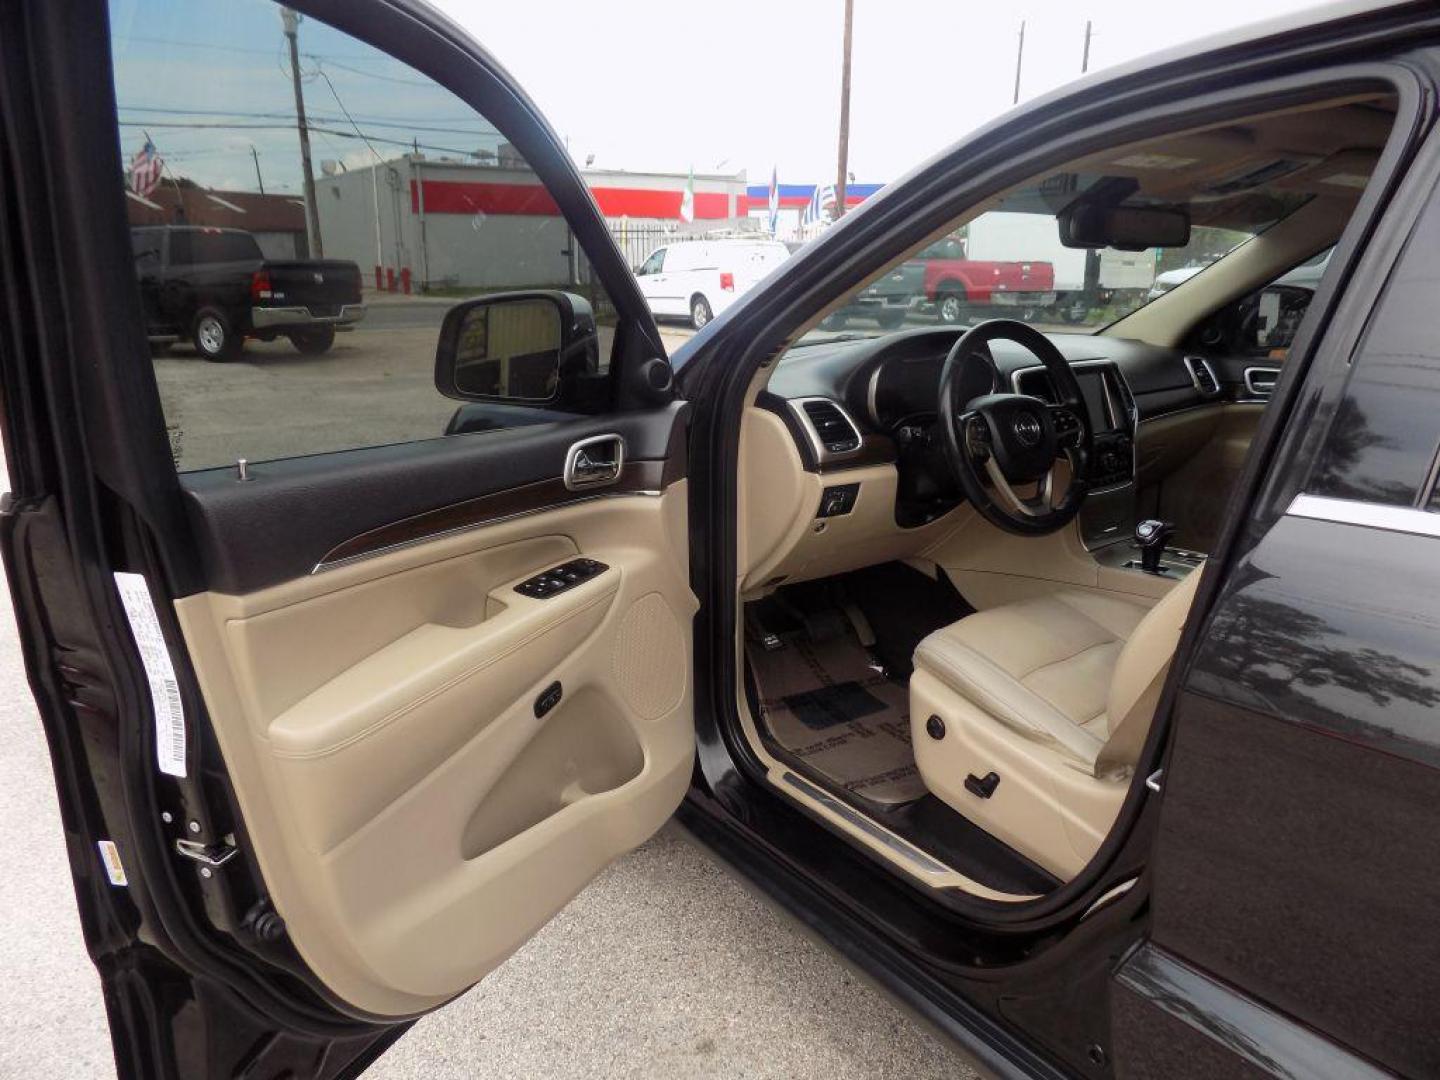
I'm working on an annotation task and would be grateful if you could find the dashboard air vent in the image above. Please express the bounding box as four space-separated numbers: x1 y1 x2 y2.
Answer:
799 399 862 456
1184 356 1221 397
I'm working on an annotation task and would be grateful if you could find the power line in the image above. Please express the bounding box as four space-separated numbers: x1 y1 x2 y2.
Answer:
118 104 493 137
115 119 481 159
122 33 420 69
301 54 433 87
316 65 389 165
119 103 491 127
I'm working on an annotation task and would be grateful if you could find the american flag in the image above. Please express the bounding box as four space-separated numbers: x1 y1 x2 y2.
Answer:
129 138 163 199
800 183 836 227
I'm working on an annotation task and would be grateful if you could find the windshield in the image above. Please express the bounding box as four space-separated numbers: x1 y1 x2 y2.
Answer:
790 172 1304 347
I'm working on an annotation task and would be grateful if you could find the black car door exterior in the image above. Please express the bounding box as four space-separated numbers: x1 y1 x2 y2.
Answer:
1114 123 1440 1078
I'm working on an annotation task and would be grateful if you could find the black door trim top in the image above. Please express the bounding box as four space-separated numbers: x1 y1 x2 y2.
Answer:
182 403 688 594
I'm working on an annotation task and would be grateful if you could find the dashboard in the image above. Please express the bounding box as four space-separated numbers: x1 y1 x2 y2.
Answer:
759 326 1252 544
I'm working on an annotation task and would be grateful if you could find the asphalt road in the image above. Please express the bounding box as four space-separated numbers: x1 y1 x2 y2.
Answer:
0 440 977 1079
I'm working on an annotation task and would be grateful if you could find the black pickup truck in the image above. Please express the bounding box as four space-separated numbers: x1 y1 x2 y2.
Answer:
130 225 365 361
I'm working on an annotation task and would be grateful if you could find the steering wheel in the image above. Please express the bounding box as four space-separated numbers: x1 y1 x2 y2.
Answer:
938 320 1092 536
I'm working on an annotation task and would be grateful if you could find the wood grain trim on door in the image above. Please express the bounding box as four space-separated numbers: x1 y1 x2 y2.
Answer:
313 460 667 572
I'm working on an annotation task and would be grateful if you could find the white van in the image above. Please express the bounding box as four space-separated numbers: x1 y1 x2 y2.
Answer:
635 238 790 329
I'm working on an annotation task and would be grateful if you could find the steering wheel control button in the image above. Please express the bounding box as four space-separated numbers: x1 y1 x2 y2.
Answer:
515 558 609 599
818 483 860 518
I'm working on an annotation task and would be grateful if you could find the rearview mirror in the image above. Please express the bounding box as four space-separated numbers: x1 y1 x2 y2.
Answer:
1059 203 1190 250
434 291 598 404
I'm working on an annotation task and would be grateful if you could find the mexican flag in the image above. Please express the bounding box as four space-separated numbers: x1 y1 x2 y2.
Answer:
679 166 695 223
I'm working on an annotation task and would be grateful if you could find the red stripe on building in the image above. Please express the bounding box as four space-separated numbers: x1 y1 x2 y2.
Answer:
411 179 560 215
591 187 729 219
411 179 730 220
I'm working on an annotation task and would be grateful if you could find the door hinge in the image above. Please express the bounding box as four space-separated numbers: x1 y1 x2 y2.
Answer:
175 837 239 869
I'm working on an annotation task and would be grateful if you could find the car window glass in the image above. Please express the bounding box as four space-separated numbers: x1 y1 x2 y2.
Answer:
640 249 665 275
108 0 617 472
1309 207 1440 508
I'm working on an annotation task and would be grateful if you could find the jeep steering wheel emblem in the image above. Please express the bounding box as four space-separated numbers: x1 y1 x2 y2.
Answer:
1012 412 1042 447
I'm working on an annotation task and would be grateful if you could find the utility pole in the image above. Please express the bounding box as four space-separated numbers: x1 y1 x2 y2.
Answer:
250 146 265 194
281 7 323 257
1013 19 1026 105
1081 19 1093 73
413 137 431 292
834 0 854 219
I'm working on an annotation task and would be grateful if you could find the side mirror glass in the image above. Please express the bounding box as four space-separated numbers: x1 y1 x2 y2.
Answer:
434 291 598 404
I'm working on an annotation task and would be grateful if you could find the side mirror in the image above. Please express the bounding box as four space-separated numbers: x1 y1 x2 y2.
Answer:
1059 203 1190 251
434 291 599 404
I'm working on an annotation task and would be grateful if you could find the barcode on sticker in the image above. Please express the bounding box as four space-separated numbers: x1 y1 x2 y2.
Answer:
98 840 128 887
113 572 187 778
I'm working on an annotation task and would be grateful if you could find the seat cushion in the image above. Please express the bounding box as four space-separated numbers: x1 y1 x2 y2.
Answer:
913 591 1149 772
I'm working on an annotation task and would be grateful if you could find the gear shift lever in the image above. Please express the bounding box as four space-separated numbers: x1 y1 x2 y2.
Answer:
1135 519 1175 575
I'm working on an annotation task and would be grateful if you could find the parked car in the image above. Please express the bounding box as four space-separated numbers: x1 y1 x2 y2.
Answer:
826 237 1056 329
634 237 789 329
918 235 1057 322
10 3 1440 1080
130 225 365 361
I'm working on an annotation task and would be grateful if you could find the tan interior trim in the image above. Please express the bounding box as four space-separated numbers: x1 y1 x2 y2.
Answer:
911 668 1129 881
1106 196 1355 347
926 502 1177 612
176 483 697 1016
739 406 961 597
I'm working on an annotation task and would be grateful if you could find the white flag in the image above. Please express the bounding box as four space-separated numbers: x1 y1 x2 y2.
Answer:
680 167 695 223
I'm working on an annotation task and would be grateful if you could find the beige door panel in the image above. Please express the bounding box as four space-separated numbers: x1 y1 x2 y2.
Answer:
1156 402 1265 551
174 484 696 1016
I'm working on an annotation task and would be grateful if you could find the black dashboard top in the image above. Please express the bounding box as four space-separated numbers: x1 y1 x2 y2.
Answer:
766 327 1214 435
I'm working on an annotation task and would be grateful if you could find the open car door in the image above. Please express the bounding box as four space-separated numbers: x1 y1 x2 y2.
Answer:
0 0 694 1074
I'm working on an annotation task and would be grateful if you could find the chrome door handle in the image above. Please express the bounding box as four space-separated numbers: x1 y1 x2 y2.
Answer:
564 433 625 491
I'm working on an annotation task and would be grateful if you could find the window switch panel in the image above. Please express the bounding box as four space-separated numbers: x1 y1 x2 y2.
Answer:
514 558 609 599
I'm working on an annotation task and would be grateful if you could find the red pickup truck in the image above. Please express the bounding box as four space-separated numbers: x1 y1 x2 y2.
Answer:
918 237 1056 323
829 237 1058 330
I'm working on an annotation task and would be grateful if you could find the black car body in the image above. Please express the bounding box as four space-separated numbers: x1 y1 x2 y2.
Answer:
131 225 364 360
4 1 1440 1079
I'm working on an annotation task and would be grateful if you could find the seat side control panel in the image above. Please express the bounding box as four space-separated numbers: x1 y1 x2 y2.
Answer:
514 558 609 599
818 482 860 518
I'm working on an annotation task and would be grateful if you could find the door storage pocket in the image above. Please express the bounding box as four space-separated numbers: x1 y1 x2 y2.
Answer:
461 687 644 859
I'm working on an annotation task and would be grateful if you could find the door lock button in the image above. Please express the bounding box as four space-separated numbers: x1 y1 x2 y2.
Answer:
515 558 610 599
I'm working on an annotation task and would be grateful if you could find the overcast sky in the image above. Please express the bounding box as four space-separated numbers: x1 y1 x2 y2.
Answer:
431 0 1331 183
110 0 1335 194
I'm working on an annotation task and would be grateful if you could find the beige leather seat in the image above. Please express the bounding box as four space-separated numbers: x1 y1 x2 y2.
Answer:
909 568 1202 880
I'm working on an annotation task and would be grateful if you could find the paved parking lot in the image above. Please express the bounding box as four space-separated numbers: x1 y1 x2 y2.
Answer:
154 295 697 471
0 414 977 1079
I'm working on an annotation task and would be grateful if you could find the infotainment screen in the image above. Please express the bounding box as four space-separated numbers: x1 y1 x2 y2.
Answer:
1076 371 1115 434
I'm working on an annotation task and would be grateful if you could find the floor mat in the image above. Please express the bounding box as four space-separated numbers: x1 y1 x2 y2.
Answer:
746 631 927 806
